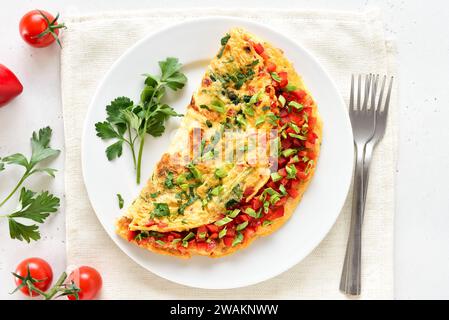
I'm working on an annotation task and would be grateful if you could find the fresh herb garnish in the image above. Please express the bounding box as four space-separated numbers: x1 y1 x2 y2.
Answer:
117 194 124 209
164 171 175 189
0 127 60 242
151 203 170 218
95 57 187 184
217 33 231 59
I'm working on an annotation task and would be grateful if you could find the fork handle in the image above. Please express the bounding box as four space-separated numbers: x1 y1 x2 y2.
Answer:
340 143 365 295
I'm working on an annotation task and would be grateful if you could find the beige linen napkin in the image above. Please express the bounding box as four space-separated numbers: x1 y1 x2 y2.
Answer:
61 8 396 299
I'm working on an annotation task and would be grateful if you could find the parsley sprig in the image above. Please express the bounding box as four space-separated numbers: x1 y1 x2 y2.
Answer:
0 127 60 242
95 57 187 184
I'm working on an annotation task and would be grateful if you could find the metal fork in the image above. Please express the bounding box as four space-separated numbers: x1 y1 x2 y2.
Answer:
339 74 394 296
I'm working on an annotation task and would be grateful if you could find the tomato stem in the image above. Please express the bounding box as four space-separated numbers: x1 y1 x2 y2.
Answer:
33 11 66 48
44 272 67 300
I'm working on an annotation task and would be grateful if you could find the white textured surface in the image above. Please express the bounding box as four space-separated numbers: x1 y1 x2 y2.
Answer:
1 0 449 300
61 9 395 299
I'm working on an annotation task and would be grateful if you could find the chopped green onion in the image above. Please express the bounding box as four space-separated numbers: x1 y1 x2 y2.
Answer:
214 167 228 179
290 155 300 163
183 232 195 242
187 163 203 180
289 122 300 133
278 95 286 107
271 172 283 182
255 115 265 127
211 185 223 196
198 232 207 239
289 101 303 110
247 92 261 106
284 84 297 92
214 216 233 226
155 240 166 246
271 72 281 82
211 99 226 113
286 164 297 179
289 133 306 140
219 227 227 238
281 149 297 157
244 106 255 116
263 220 273 227
245 207 258 218
236 221 248 231
279 184 287 196
232 232 244 246
117 194 124 209
227 209 240 218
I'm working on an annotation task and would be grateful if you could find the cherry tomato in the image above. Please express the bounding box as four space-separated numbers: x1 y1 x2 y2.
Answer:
19 10 65 48
14 258 53 297
0 64 23 107
67 266 102 300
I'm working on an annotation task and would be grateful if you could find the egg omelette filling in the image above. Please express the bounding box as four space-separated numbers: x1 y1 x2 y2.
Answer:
116 28 322 258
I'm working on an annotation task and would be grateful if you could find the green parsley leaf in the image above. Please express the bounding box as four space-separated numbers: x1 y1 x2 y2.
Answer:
159 57 188 90
151 203 170 218
7 188 60 243
164 172 175 189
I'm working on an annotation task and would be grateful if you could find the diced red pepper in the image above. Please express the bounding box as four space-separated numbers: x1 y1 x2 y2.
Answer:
268 206 285 220
278 71 288 88
291 89 306 102
145 220 156 227
127 230 138 242
251 197 263 210
266 61 277 72
243 187 255 197
287 187 299 198
226 227 236 238
305 141 314 149
278 167 287 177
252 42 265 55
308 116 317 128
243 227 256 240
278 156 288 168
209 232 219 240
157 222 168 228
206 224 219 233
223 236 234 247
196 242 208 251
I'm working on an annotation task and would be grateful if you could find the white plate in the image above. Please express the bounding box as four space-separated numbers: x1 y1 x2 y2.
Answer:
82 17 353 289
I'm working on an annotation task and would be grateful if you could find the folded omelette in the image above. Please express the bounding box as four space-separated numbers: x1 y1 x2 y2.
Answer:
116 28 322 258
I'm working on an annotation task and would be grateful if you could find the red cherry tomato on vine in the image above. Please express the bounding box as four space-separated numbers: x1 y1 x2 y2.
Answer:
14 258 53 297
67 266 102 300
19 10 65 48
0 64 23 107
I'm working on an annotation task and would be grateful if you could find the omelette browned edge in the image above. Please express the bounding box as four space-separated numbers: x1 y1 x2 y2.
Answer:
116 28 322 258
